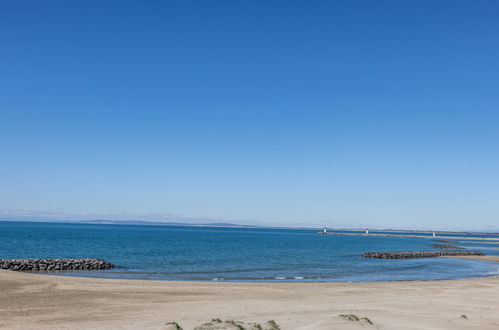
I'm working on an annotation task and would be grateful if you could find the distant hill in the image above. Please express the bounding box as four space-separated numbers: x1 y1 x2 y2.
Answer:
77 219 259 228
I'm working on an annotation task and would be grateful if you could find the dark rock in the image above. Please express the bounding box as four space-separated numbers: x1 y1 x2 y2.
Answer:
361 250 484 259
0 258 115 272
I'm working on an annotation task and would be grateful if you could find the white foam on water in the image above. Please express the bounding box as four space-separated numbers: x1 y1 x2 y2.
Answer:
484 266 499 276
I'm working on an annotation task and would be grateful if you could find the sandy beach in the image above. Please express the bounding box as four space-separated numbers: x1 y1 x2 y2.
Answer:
2 257 499 330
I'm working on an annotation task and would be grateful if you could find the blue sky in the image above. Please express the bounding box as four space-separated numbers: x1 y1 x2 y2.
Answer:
1 1 498 230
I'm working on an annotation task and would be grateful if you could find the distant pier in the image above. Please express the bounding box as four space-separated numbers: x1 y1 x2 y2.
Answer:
318 231 499 242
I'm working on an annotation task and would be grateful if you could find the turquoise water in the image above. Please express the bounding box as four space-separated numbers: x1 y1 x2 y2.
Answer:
1 221 498 282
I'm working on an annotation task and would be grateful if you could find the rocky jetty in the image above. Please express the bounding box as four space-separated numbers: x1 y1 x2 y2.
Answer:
362 250 484 259
431 244 464 249
0 258 115 271
435 239 457 243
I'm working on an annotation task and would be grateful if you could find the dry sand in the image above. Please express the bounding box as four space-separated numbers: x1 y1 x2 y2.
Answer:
1 256 499 330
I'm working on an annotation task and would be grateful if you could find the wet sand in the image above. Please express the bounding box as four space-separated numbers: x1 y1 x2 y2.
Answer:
1 256 499 330
445 255 499 262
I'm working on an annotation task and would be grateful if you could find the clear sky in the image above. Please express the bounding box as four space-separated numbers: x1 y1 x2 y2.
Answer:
1 1 498 230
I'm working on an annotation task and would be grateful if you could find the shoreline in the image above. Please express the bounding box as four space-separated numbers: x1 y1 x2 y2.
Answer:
2 256 499 329
3 255 499 284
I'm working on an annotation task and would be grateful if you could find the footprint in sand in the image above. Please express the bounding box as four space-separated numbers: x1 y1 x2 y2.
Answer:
339 314 374 326
162 319 281 330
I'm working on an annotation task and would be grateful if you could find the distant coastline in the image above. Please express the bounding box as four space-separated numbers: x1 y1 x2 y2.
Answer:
0 218 498 235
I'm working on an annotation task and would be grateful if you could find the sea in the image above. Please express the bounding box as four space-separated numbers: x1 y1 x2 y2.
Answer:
1 221 499 282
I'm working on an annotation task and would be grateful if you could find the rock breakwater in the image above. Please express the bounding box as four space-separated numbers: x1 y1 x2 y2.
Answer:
0 258 115 271
431 244 464 249
435 239 457 243
362 250 484 259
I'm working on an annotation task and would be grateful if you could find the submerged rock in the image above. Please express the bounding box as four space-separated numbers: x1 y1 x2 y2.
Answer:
431 244 464 249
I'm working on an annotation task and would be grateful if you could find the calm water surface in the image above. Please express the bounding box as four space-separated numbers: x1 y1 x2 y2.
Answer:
1 221 498 282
